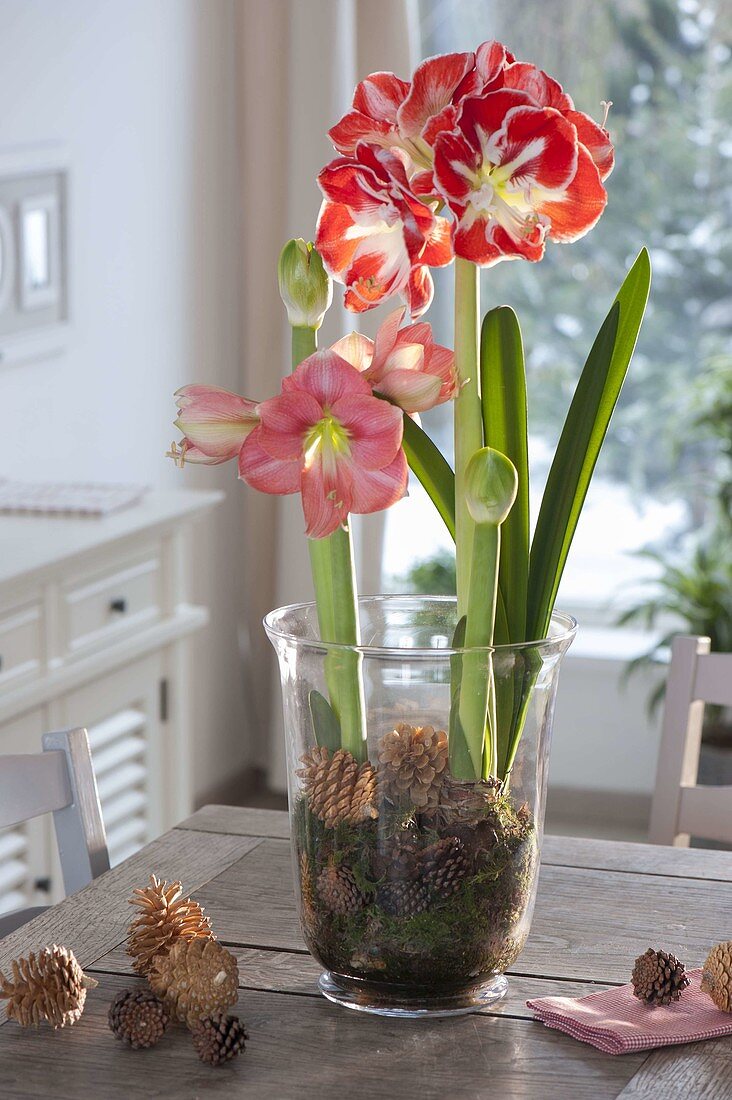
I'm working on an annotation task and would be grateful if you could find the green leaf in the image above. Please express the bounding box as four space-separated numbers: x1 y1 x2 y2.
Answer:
452 614 467 650
448 615 474 778
495 585 510 646
481 306 529 644
402 413 455 540
308 689 341 752
527 249 651 641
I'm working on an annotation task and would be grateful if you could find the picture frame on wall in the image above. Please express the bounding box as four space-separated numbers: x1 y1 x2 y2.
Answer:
0 145 69 367
19 191 61 311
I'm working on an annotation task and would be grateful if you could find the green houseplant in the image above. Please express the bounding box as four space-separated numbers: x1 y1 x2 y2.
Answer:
170 38 650 1014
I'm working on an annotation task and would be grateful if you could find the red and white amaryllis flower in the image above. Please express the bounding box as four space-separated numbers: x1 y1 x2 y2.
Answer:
321 40 613 283
238 350 408 538
329 42 613 188
332 307 457 414
432 90 608 266
500 63 614 182
315 143 452 318
170 384 260 466
329 42 512 167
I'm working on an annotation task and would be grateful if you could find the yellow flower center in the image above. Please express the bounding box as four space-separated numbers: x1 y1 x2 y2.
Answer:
468 157 543 242
303 413 351 473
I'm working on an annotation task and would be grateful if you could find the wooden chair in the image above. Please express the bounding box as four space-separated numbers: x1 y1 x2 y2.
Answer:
0 728 110 937
649 635 732 846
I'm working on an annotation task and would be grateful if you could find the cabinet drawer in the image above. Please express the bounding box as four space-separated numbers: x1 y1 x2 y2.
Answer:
63 553 162 654
0 601 43 687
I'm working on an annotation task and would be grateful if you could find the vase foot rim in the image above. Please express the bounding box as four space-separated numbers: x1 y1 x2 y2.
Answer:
318 971 508 1018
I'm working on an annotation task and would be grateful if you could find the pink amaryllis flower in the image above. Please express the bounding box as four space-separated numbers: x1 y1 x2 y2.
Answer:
170 384 260 466
315 143 452 318
238 349 408 538
332 307 457 414
432 90 608 266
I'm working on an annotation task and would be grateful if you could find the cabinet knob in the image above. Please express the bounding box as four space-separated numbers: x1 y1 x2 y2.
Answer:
34 877 52 894
109 598 127 614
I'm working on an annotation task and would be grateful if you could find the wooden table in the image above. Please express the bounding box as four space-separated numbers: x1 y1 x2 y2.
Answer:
1 806 730 1099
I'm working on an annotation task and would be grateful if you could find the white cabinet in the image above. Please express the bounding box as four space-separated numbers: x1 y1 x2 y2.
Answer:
0 489 221 910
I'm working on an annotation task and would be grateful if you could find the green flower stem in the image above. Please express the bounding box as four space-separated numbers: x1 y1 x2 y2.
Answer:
307 528 366 760
291 325 317 372
452 445 517 779
458 523 500 777
453 258 483 615
450 259 486 778
290 324 366 761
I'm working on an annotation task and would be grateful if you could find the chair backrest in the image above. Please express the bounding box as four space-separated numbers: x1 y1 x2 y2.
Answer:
649 636 732 846
0 727 110 899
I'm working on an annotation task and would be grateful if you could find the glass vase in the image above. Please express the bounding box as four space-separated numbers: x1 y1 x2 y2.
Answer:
265 595 576 1017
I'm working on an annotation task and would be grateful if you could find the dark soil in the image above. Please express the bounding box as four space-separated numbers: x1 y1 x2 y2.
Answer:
293 788 538 991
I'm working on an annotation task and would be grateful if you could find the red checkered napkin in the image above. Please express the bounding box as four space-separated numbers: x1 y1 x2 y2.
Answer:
527 970 732 1055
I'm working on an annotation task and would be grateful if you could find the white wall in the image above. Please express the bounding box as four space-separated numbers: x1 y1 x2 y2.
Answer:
0 0 249 803
552 654 662 798
545 631 664 838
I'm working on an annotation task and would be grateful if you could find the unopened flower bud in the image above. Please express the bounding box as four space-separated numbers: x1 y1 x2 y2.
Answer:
278 239 332 330
465 447 518 527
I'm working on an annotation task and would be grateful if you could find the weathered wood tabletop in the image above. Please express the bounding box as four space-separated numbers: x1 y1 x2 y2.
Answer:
1 805 731 1099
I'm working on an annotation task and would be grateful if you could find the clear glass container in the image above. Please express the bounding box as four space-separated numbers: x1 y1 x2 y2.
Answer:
265 596 576 1017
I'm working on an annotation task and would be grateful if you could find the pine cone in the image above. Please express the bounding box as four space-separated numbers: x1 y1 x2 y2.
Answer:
148 939 239 1027
297 747 378 827
424 776 503 828
191 1013 248 1066
701 941 732 1012
317 862 364 915
0 945 98 1028
377 881 429 918
631 948 690 1006
377 724 448 810
108 987 170 1049
127 874 214 976
420 836 470 897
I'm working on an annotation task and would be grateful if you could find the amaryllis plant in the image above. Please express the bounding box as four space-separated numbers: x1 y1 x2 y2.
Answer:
169 41 650 783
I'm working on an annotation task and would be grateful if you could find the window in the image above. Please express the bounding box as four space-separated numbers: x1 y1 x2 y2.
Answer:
383 0 732 622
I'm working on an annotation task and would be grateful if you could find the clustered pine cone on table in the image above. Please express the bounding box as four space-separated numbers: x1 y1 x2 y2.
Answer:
108 987 170 1048
297 746 378 827
0 874 249 1070
127 874 214 976
0 944 98 1029
191 1013 248 1065
701 941 732 1012
148 938 239 1028
631 948 690 1006
377 723 449 811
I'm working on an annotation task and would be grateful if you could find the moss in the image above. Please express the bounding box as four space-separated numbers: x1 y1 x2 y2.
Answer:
294 789 539 991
